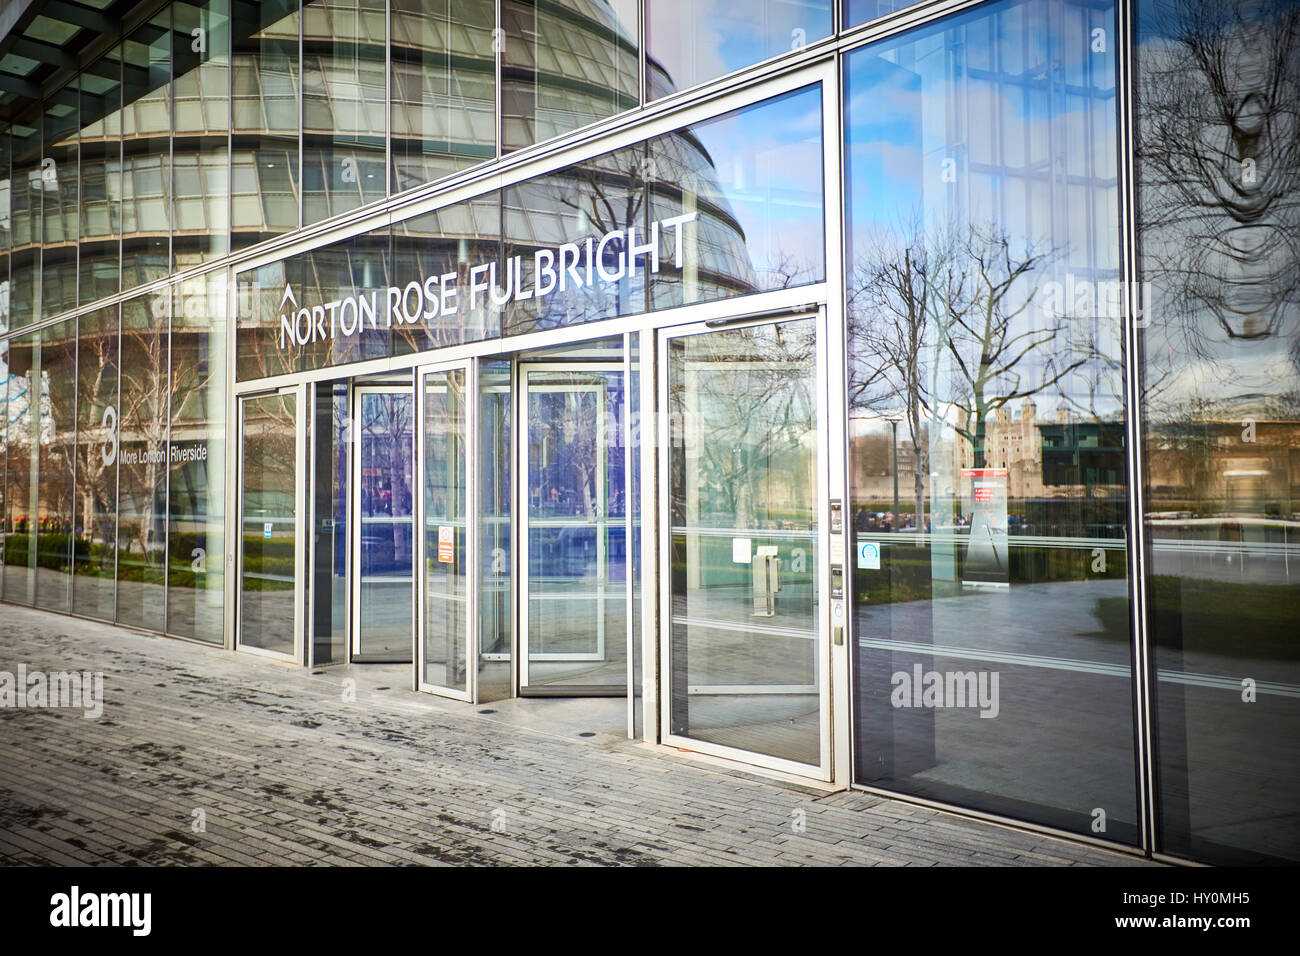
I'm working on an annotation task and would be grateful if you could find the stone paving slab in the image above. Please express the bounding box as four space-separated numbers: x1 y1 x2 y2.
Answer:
0 605 1160 867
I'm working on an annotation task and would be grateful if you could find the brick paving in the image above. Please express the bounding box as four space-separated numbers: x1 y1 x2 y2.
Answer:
0 605 1158 867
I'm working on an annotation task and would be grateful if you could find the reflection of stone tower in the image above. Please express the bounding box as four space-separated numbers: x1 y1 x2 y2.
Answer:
983 399 1044 498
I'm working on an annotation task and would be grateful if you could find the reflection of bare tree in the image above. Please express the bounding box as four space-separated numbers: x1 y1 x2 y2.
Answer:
849 219 1080 481
74 320 118 573
361 393 413 564
118 302 171 576
848 217 947 525
942 225 1081 469
670 321 817 529
1138 0 1300 378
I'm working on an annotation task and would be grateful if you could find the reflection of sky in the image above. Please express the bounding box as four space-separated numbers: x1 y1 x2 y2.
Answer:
844 0 1124 421
649 0 832 93
692 85 825 284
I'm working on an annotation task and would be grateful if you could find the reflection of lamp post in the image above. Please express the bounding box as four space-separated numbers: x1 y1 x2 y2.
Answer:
886 417 900 530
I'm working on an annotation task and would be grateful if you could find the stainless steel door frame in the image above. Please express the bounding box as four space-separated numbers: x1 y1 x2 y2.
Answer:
517 361 629 695
655 309 833 781
415 359 477 702
235 383 307 663
350 382 416 662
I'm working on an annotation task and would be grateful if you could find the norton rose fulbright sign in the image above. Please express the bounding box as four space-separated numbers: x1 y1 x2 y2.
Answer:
274 212 700 350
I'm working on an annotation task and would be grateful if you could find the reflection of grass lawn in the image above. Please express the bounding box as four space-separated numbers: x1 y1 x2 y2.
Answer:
1094 576 1300 660
853 542 1125 605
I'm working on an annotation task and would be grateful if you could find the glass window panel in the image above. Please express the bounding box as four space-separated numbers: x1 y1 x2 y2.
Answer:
173 0 232 267
232 0 301 249
4 332 36 603
843 1 931 30
238 390 298 655
302 0 387 224
122 9 174 288
390 0 496 194
34 321 77 612
501 0 638 152
421 371 466 685
10 124 42 328
166 273 226 642
391 195 499 354
73 306 120 621
502 146 646 337
311 379 349 664
0 336 7 581
477 359 512 700
80 49 124 305
649 84 825 312
300 225 393 368
1 125 10 335
647 0 832 100
235 259 299 381
116 289 170 628
667 320 820 763
1136 0 1300 865
42 93 79 317
844 0 1136 842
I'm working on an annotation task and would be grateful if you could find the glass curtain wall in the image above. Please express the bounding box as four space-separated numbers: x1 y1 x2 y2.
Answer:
79 49 124 306
116 288 170 629
166 273 227 643
646 0 832 99
501 0 638 151
0 0 864 332
73 305 121 621
122 8 174 288
302 0 386 224
232 0 301 249
41 91 79 318
390 0 496 193
1134 0 1300 865
844 0 1137 843
173 0 232 268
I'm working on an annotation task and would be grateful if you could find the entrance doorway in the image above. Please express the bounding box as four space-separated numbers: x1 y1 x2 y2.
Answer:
658 313 830 778
519 364 628 696
416 363 472 698
236 386 305 660
352 385 416 661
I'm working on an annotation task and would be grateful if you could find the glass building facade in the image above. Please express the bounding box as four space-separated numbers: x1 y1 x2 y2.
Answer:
0 0 1295 866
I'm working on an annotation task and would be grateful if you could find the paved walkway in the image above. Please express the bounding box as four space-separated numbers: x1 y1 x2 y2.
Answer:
0 606 1156 867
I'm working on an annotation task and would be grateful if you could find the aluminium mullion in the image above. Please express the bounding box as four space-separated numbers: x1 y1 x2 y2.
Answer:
624 331 635 737
1115 0 1155 858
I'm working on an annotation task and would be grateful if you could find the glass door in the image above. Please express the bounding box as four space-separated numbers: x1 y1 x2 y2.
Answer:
417 364 473 699
659 314 830 778
237 387 304 660
520 364 627 695
352 386 416 661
